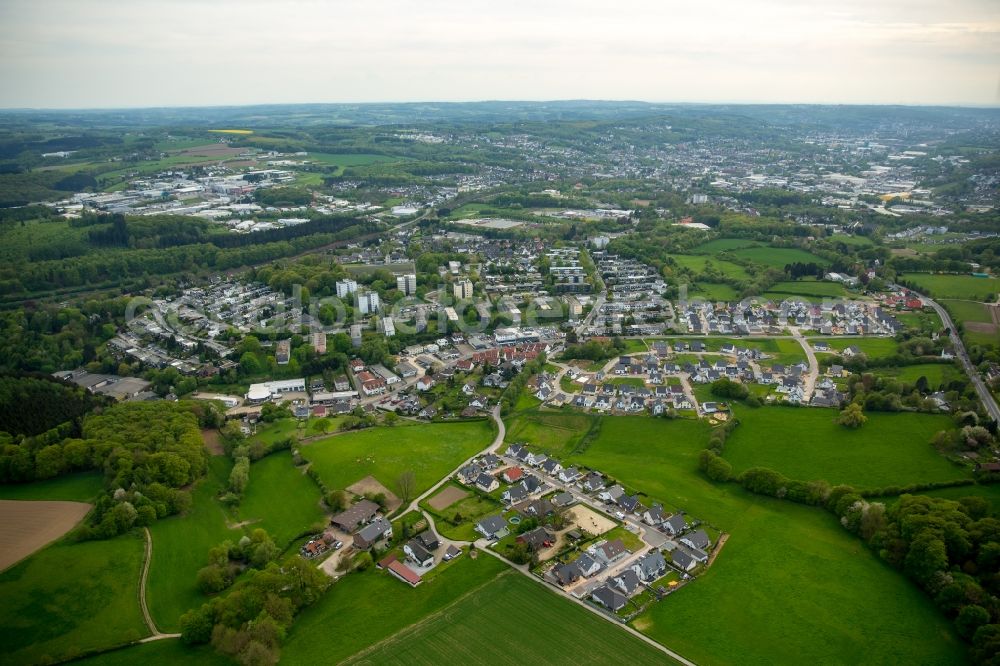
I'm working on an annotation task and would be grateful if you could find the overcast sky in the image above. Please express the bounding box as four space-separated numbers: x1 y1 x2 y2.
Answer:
0 0 997 108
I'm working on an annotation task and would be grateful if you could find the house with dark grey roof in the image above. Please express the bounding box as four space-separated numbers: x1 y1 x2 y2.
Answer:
555 561 582 586
582 472 606 493
475 515 509 541
542 458 563 475
558 467 580 483
662 514 687 536
632 551 667 582
681 529 711 551
331 499 380 532
503 485 528 504
618 494 640 514
589 538 629 566
353 517 393 550
643 504 666 526
476 472 499 493
517 526 555 551
415 530 439 551
404 539 434 567
612 569 642 596
551 491 575 507
591 585 628 612
672 547 697 572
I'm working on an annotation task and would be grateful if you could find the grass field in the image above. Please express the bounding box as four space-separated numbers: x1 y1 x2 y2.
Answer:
942 299 999 350
505 409 600 456
146 456 240 632
691 238 761 253
902 273 1000 301
670 254 751 280
875 363 963 388
283 554 670 664
0 532 148 664
342 571 672 665
687 282 740 301
763 279 849 300
730 246 829 268
722 407 966 489
527 415 966 664
812 336 899 359
234 451 326 547
71 638 228 665
632 491 965 665
301 420 494 499
0 472 104 502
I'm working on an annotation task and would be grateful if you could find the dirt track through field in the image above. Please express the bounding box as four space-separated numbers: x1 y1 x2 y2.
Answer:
0 500 90 571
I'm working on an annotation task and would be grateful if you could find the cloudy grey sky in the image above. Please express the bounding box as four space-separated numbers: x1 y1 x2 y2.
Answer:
0 0 997 108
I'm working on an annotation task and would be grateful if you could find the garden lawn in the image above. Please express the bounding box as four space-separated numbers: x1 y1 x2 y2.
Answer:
235 451 326 547
339 571 673 665
730 246 829 268
902 273 1000 301
301 420 494 498
722 407 966 489
0 532 148 665
0 472 103 501
146 456 240 632
250 418 302 447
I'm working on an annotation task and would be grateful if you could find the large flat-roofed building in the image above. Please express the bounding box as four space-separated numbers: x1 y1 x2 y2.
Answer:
245 378 306 403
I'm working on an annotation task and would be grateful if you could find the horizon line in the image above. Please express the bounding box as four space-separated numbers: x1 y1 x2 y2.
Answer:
1 98 999 113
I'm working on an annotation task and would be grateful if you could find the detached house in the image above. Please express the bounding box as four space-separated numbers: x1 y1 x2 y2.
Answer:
475 515 510 541
632 550 667 582
353 517 393 550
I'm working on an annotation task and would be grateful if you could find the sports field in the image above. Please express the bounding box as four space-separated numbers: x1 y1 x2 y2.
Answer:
903 273 1000 301
301 420 494 498
722 407 966 489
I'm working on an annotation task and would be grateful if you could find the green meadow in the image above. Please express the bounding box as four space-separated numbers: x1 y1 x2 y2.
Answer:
722 407 965 489
730 246 829 268
505 412 966 664
301 420 495 498
0 471 103 502
0 533 148 665
902 273 1000 301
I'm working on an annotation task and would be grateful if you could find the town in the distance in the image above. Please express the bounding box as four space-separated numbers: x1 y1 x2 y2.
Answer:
1 101 999 666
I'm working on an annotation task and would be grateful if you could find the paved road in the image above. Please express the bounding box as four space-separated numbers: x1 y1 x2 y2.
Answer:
913 289 1000 423
790 327 819 402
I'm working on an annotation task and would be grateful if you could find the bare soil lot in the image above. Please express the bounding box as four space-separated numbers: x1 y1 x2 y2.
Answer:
201 428 224 456
347 475 401 513
566 505 616 536
428 485 469 511
0 500 91 571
